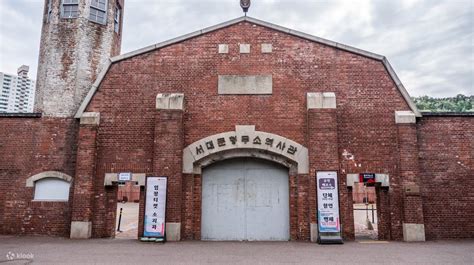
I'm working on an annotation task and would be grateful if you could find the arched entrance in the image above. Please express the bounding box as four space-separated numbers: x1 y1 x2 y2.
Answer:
182 126 310 241
201 158 289 241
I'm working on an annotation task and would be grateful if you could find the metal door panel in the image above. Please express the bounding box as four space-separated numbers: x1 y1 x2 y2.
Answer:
201 158 289 241
201 167 245 240
245 166 289 241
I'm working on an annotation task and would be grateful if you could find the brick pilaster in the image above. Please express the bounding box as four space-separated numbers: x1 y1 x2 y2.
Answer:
395 111 425 241
138 186 146 238
193 174 202 240
289 174 298 240
307 93 344 240
153 93 184 241
70 112 100 239
376 185 391 240
181 173 194 240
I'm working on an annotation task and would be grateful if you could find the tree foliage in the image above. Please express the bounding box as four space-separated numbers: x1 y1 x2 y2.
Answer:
412 94 473 112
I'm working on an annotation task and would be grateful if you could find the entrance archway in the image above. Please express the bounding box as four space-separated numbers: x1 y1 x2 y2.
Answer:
183 125 309 175
182 125 310 241
201 158 290 241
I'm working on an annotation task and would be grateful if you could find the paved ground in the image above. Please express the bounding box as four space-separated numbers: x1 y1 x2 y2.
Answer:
115 202 139 239
113 202 379 240
112 203 379 240
0 236 472 265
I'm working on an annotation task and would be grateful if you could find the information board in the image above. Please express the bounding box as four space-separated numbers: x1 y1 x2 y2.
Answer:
144 177 167 238
317 171 341 233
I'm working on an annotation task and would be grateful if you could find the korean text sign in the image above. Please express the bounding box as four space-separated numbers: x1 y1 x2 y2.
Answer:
144 177 167 238
317 171 341 233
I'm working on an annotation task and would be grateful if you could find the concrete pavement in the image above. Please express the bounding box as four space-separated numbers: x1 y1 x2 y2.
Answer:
0 236 473 264
115 202 139 239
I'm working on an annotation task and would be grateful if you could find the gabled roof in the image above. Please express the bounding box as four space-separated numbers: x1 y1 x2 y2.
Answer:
75 16 421 118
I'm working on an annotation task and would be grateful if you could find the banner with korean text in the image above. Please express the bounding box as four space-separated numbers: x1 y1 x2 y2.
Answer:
317 171 341 233
144 177 167 238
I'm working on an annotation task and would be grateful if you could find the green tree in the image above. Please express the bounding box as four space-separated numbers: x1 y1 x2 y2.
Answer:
412 94 473 112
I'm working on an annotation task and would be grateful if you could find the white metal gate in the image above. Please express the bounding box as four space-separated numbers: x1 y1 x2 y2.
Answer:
201 158 289 241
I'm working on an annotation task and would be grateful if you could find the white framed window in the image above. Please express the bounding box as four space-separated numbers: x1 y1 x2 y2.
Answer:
90 0 107 24
114 2 121 33
34 178 71 201
26 171 73 201
61 0 79 19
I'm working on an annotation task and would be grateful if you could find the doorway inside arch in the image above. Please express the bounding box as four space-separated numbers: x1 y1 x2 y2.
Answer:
353 182 378 240
115 182 140 239
201 158 290 241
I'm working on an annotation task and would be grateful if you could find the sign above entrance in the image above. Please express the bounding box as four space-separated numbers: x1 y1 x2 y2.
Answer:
346 173 390 187
118 172 132 182
359 173 376 184
182 125 309 174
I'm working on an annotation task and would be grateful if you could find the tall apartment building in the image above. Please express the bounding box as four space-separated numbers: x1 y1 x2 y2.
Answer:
0 65 36 113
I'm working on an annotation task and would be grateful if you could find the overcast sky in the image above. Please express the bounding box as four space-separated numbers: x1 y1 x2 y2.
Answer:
0 0 472 97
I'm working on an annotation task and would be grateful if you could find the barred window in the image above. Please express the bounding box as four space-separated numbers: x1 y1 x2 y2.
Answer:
114 3 121 33
90 0 108 24
61 0 79 19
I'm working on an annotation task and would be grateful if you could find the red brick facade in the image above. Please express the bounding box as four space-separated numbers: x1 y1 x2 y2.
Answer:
0 115 78 236
0 19 472 241
418 115 474 240
352 184 376 204
117 182 140 202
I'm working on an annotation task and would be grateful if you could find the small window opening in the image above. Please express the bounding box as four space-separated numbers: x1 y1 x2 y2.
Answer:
61 0 79 19
114 2 121 33
89 0 108 24
46 0 53 22
34 178 70 201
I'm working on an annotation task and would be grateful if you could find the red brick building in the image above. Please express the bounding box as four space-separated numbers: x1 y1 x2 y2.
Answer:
117 182 140 203
0 2 472 242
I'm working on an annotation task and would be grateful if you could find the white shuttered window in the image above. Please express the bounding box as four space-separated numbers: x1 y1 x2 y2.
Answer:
61 0 79 18
90 0 108 24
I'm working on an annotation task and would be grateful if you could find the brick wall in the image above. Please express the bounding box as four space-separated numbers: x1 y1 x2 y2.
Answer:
418 116 474 239
85 21 414 240
71 121 99 229
153 110 184 223
0 116 78 236
352 184 376 203
2 21 471 241
117 182 140 202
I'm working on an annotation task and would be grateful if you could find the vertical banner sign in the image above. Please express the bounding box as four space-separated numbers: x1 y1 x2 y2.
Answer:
144 177 167 238
317 171 342 243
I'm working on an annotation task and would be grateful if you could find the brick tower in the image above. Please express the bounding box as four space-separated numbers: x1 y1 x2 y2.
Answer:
34 0 124 117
